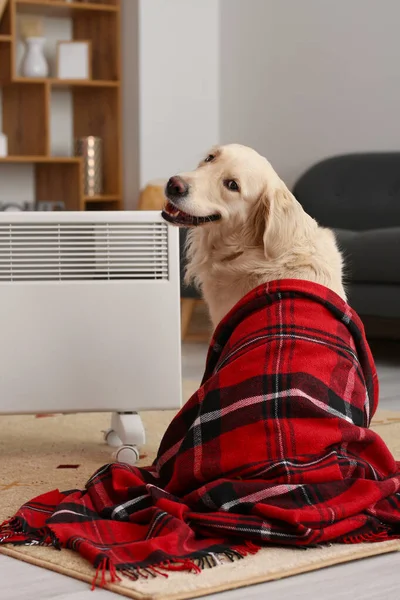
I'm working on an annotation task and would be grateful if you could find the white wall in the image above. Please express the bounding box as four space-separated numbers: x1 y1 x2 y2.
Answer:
220 0 400 189
138 0 219 187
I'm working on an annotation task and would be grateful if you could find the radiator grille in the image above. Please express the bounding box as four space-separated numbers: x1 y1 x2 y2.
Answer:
0 222 169 281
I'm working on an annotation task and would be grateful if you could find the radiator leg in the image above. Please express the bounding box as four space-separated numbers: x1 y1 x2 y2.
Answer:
104 412 146 466
111 411 146 446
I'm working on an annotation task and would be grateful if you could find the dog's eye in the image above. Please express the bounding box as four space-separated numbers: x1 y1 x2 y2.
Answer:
204 154 215 163
224 180 240 192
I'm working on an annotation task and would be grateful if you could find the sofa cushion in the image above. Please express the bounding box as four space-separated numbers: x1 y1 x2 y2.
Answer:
335 228 400 285
293 154 400 231
345 282 400 320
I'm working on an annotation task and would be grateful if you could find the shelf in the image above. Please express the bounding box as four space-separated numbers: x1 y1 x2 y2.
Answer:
84 194 120 202
0 35 11 42
0 156 81 163
12 77 120 87
53 78 119 88
14 0 119 17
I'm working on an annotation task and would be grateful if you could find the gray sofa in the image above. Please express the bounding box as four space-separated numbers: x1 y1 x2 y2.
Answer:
292 153 400 324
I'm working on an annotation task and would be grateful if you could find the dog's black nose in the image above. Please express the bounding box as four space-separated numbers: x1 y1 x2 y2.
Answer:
166 176 189 199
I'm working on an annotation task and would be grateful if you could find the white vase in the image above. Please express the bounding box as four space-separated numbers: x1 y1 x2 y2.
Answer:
22 37 49 78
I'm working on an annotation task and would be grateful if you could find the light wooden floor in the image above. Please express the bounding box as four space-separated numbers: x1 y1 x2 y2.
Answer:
1 340 400 599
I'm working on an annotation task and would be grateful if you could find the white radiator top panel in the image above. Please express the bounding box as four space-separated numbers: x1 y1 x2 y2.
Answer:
0 221 169 282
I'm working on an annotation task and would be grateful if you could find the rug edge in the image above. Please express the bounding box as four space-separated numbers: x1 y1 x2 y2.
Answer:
159 542 400 600
2 541 399 600
0 546 151 600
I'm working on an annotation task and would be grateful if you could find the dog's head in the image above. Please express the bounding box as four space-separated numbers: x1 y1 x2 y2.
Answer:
162 143 312 258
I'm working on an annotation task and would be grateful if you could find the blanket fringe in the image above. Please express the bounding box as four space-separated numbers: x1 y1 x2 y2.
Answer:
92 558 201 589
0 517 61 550
0 518 14 543
91 541 260 589
91 558 123 591
341 527 394 544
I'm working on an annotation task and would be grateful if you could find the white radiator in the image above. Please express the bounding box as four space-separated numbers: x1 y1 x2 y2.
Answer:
0 211 181 463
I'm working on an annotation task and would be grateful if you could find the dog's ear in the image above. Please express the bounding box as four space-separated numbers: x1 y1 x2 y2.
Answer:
243 188 271 250
246 183 311 259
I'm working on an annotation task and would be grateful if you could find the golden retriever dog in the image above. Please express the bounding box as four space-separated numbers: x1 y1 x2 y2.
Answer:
162 144 345 328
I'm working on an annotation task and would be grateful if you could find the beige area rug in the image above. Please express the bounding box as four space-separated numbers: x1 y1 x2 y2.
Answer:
1 381 400 600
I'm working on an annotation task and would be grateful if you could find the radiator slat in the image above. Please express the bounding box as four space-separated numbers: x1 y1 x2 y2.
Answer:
0 255 168 262
0 273 168 281
0 236 167 243
0 224 166 231
0 268 169 274
0 250 167 258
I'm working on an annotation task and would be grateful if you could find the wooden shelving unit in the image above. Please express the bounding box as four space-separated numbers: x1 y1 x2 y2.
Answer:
0 0 123 211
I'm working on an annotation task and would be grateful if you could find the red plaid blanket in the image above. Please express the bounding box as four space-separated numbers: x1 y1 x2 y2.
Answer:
1 280 400 587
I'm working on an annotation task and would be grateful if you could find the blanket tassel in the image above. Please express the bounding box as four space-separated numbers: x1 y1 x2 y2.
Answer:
91 558 123 591
0 518 15 543
0 517 61 550
91 541 261 589
341 528 394 544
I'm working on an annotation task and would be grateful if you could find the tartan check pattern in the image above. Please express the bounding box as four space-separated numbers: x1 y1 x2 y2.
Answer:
1 279 400 585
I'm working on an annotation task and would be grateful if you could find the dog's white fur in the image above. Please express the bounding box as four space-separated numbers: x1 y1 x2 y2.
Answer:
173 144 345 328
